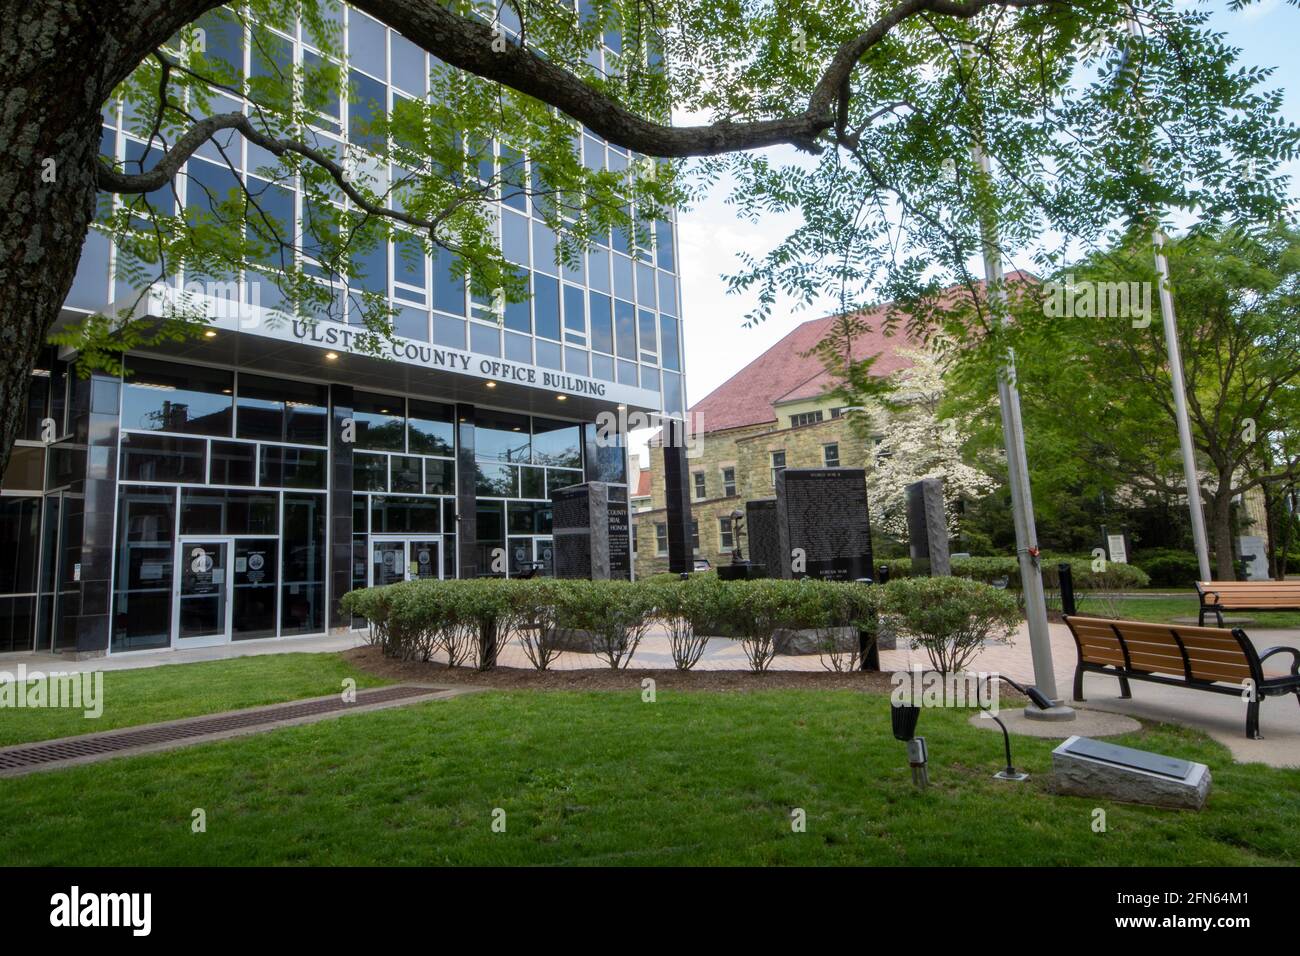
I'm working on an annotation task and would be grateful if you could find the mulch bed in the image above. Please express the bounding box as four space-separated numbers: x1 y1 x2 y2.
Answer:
344 645 900 693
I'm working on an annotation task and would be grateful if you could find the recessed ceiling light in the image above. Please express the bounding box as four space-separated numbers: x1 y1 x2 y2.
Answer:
556 394 567 401
485 381 497 389
325 351 339 360
204 330 217 338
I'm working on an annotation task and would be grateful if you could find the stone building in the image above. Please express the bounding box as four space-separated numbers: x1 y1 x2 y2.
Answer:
632 308 914 576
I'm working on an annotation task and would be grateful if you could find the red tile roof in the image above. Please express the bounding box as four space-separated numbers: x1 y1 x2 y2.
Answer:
632 469 651 498
688 275 1029 434
688 304 915 433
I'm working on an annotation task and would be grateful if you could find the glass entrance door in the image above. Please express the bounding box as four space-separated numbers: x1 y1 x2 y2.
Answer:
533 538 553 576
174 539 230 645
371 537 443 586
232 539 278 640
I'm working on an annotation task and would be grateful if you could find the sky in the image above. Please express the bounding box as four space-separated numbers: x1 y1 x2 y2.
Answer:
629 1 1300 466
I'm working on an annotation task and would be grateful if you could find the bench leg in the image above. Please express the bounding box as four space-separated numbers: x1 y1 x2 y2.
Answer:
1117 675 1132 699
1246 699 1262 740
1198 607 1205 627
1072 667 1085 702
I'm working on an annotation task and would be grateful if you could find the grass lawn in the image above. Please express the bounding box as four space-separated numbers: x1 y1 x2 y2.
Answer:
0 653 389 747
2 687 1297 866
1080 594 1300 629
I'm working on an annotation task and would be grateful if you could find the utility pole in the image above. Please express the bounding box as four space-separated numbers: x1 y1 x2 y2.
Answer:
1125 19 1213 581
970 139 1073 721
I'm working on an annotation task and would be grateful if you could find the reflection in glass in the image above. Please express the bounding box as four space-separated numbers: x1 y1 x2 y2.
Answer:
121 357 233 435
353 392 406 451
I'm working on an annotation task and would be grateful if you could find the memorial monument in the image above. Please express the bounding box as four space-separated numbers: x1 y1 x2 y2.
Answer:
905 478 951 576
770 467 874 581
551 481 631 580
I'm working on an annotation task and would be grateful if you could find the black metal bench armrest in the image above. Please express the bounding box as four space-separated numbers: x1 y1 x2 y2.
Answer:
1259 646 1300 677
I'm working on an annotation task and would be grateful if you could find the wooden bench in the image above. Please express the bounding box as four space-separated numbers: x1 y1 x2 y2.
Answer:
1195 580 1300 627
1063 615 1300 739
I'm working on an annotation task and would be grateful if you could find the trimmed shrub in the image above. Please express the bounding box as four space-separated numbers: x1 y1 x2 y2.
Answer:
716 578 837 673
1131 549 1203 589
655 574 729 670
881 576 1021 673
553 579 657 669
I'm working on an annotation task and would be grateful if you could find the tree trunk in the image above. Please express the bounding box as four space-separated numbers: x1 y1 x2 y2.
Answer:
0 1 224 474
0 6 115 473
1210 486 1236 581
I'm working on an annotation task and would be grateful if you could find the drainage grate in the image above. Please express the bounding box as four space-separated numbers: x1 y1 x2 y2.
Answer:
0 685 442 772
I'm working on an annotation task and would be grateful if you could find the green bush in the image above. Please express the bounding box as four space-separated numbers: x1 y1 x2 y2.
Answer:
553 579 659 669
1131 549 1203 588
653 574 728 670
880 576 1021 673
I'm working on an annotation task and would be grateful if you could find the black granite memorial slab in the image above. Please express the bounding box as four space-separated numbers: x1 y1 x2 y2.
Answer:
775 468 873 581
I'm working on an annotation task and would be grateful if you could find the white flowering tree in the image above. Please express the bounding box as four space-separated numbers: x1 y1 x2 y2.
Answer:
857 346 999 540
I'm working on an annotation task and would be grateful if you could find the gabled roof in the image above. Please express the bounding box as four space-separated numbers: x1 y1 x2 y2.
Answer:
688 274 1030 434
688 304 913 433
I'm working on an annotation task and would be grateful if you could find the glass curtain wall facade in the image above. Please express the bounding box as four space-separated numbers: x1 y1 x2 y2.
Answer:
5 1 666 655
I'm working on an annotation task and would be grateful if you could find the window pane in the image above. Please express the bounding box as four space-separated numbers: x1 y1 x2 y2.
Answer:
614 299 636 359
433 247 465 315
563 283 586 335
391 31 425 94
390 455 422 493
237 373 328 444
210 441 256 486
475 410 530 463
532 418 581 468
260 446 327 488
407 399 454 455
0 496 41 595
424 457 455 495
354 452 388 491
120 433 206 483
636 262 657 309
353 392 405 450
533 272 560 339
1 445 44 492
371 495 440 534
476 463 518 497
180 489 279 535
122 358 233 435
660 315 680 371
655 219 675 271
350 11 387 78
349 69 387 150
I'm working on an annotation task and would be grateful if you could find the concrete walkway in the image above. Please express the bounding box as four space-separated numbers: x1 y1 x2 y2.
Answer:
936 621 1300 768
0 631 367 679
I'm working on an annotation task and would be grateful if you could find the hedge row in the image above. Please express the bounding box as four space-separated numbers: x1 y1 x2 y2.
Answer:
881 555 1150 591
341 574 1020 674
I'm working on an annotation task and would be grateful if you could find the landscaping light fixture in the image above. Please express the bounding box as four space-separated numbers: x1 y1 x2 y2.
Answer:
982 676 1052 782
890 702 928 789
